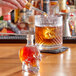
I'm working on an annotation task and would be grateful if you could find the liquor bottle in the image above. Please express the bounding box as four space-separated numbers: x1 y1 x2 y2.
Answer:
50 0 59 15
14 0 36 34
63 13 71 37
25 1 47 16
67 0 74 5
15 8 29 34
19 34 41 73
11 10 14 23
74 12 76 35
3 13 11 22
43 0 50 14
25 9 35 34
14 0 34 23
14 9 19 23
69 13 75 36
58 0 67 13
34 0 43 15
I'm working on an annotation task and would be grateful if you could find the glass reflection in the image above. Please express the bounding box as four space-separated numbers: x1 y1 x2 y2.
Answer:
23 72 40 76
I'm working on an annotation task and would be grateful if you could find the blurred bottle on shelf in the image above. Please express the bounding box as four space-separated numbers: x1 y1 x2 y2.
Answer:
63 13 71 37
3 13 11 22
58 0 72 13
16 9 30 34
14 0 35 34
14 9 19 23
63 12 76 37
11 10 14 23
58 0 67 13
74 11 76 36
69 13 75 36
50 0 59 15
43 0 50 14
34 0 50 14
67 0 74 5
34 0 43 15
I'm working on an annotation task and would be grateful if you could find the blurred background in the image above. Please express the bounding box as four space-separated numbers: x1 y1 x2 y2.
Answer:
0 0 76 43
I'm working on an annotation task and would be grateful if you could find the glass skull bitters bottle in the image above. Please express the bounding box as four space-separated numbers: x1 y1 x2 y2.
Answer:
19 34 41 73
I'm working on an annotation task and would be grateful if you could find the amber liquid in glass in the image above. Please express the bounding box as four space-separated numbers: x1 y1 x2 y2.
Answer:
35 26 62 46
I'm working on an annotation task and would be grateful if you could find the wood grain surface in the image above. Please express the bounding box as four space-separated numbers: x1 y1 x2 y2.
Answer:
0 43 76 76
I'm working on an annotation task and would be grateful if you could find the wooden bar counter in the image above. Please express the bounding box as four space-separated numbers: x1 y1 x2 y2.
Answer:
0 43 76 76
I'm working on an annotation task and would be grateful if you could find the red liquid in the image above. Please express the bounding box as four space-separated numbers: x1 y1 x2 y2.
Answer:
19 46 40 66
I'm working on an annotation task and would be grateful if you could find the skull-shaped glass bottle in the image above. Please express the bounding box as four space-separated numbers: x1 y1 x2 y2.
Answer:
19 34 41 73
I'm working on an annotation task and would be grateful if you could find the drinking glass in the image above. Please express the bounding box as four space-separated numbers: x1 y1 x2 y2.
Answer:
35 15 63 51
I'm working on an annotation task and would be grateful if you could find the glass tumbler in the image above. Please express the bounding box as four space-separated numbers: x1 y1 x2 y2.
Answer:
35 15 63 51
